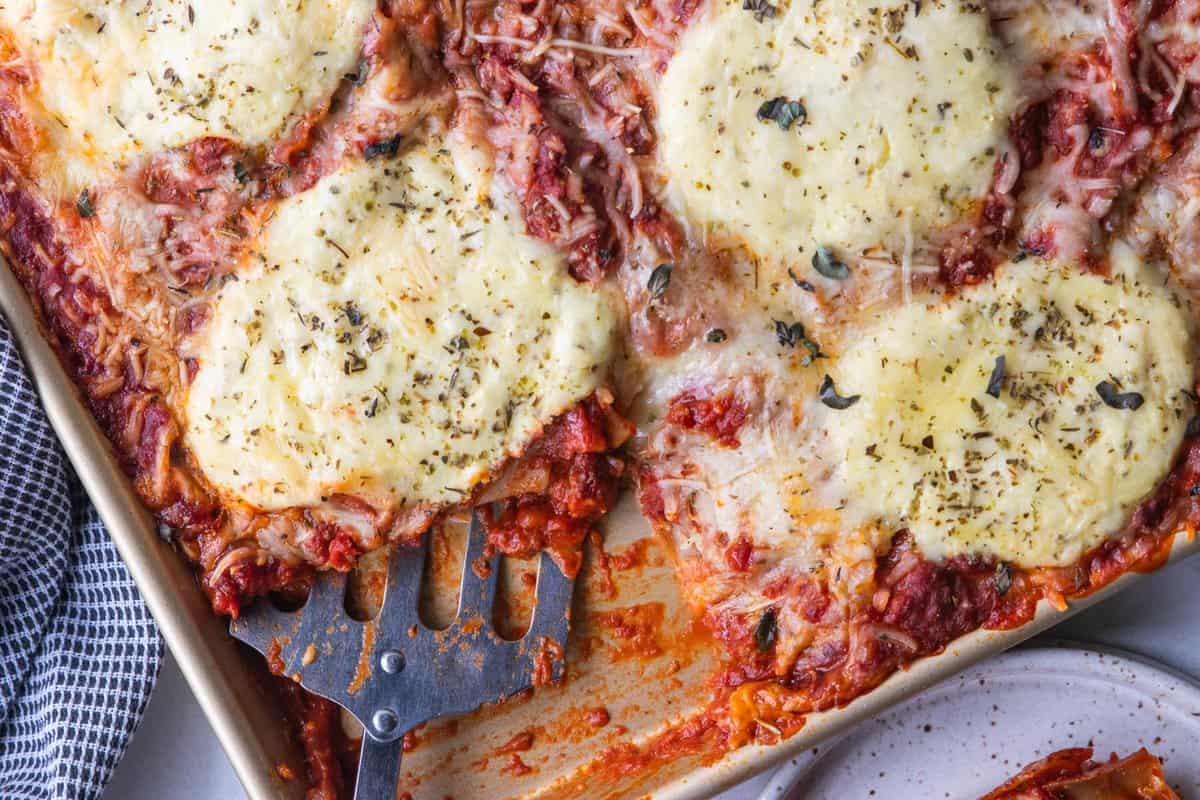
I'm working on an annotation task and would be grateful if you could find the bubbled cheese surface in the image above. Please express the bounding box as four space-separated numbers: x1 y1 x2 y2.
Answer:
814 245 1195 567
1 0 372 187
655 0 1017 261
184 140 617 511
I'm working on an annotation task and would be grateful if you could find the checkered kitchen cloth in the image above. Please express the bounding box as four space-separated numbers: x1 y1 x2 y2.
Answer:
0 319 163 800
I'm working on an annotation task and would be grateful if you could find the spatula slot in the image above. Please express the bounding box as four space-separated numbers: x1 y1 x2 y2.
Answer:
230 510 578 799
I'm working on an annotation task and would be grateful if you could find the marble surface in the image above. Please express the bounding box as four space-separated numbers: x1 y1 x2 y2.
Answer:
104 555 1200 800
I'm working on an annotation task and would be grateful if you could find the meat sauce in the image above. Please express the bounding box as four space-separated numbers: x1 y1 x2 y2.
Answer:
664 390 749 449
481 395 630 579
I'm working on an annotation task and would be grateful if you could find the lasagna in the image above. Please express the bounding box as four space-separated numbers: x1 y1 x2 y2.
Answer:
2 0 1200 796
982 748 1179 799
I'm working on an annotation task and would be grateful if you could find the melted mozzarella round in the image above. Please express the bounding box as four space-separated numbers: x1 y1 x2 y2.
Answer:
814 245 1194 567
185 140 617 511
2 0 372 188
655 0 1017 261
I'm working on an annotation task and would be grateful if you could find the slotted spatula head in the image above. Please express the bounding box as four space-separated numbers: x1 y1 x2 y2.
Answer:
230 513 575 799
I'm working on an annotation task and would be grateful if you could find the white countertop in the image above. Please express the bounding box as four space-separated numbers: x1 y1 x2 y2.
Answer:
104 555 1200 800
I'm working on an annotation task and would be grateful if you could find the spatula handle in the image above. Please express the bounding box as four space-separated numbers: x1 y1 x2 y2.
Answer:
354 734 404 800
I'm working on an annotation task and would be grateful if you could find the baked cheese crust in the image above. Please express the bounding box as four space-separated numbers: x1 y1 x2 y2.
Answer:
1 0 374 191
186 140 616 511
657 0 1015 262
819 244 1193 567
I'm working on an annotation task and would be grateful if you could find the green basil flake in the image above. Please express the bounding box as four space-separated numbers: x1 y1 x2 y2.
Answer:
364 134 402 161
648 263 673 300
819 374 860 410
706 328 727 343
799 337 824 367
993 562 1012 596
754 608 777 652
742 0 777 21
757 96 806 131
775 319 825 365
787 267 815 292
1096 380 1144 411
342 302 363 326
986 355 1006 399
812 246 850 280
76 189 96 220
774 319 804 348
345 59 369 86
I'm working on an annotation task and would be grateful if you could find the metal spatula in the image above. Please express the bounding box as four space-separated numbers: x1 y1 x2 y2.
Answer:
230 512 575 799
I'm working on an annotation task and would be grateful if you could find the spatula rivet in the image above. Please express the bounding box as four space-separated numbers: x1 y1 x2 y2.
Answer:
380 650 405 674
372 709 399 736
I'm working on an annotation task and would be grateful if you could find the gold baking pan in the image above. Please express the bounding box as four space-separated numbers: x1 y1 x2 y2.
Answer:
3 253 1197 800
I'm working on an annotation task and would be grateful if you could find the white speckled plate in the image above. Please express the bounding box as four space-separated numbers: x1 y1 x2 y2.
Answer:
759 643 1200 800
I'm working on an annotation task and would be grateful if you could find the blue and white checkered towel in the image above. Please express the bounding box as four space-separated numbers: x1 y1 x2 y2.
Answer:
0 319 163 800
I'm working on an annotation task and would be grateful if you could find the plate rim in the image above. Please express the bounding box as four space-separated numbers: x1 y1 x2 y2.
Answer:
756 639 1200 800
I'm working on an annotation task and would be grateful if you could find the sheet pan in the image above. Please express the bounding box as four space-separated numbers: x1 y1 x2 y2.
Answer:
3 254 1198 800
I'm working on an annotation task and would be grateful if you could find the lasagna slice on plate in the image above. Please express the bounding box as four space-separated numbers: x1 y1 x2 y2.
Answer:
982 748 1179 800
